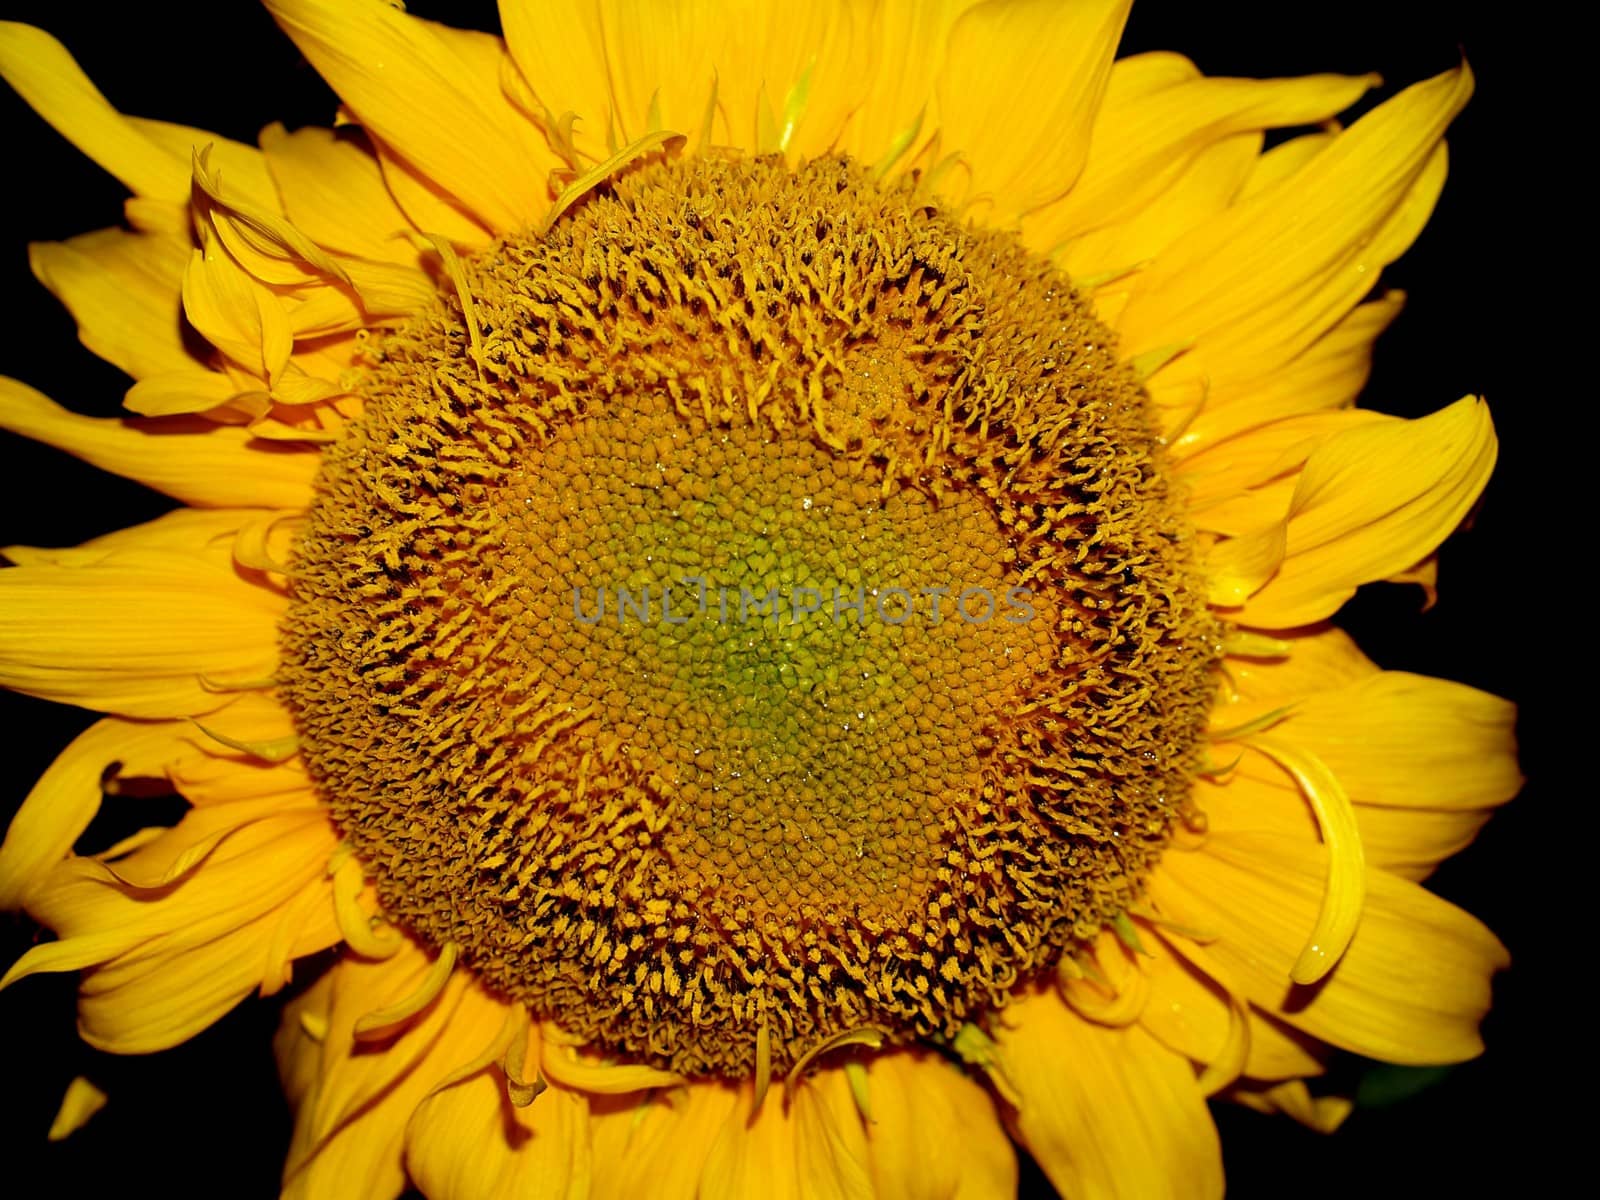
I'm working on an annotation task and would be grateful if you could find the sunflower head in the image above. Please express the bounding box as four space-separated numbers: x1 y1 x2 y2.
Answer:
0 3 1514 1197
280 151 1217 1076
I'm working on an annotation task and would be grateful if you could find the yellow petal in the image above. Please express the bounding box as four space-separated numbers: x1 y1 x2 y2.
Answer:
1153 833 1507 1064
1225 625 1375 701
17 809 322 950
540 1040 685 1094
406 1071 591 1200
104 794 316 889
1206 659 1518 882
1059 928 1150 1026
1185 409 1390 534
0 715 189 908
1229 1078 1352 1134
1238 129 1336 199
29 228 195 382
1385 552 1439 608
1244 735 1366 985
190 148 352 290
701 1072 873 1200
265 0 553 234
123 196 192 238
1244 670 1520 812
864 1049 1016 1200
1170 293 1405 464
0 379 320 508
3 503 255 562
0 24 276 216
537 130 686 235
603 0 727 146
298 949 488 1148
0 22 193 203
996 985 1223 1200
182 239 294 384
1200 767 1499 886
1055 130 1261 280
47 1076 109 1141
167 750 311 809
277 967 333 1101
1220 397 1497 626
590 1085 743 1200
7 811 337 1052
0 538 283 718
291 338 362 385
1098 50 1202 100
1138 932 1323 1082
499 0 613 163
124 369 244 418
269 364 349 411
372 137 496 248
278 260 437 337
716 0 871 157
278 952 489 1200
1029 69 1374 249
261 123 420 263
937 0 1130 219
1205 518 1286 608
108 742 311 808
1118 65 1472 381
127 115 281 214
351 942 460 1041
1343 804 1495 883
843 1 982 169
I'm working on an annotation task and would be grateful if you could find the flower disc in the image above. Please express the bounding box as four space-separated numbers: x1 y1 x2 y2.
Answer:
281 155 1218 1077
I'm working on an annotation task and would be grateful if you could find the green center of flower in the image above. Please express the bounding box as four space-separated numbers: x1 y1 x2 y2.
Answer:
513 395 1056 922
280 154 1217 1077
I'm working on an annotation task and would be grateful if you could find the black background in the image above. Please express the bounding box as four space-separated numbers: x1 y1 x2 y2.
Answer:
0 2 1550 1196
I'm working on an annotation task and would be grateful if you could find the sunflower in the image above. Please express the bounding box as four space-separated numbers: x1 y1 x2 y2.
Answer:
0 1 1519 1197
